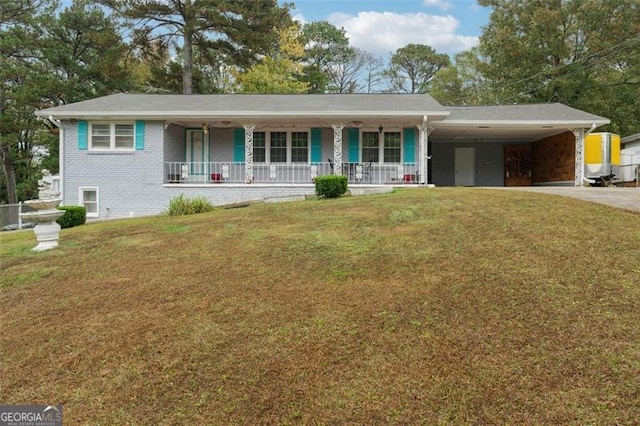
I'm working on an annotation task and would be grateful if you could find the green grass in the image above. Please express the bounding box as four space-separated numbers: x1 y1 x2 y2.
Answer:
1 188 640 424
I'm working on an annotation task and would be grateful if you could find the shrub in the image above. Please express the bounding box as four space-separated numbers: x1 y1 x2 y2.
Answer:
167 194 215 216
315 175 348 198
56 206 87 229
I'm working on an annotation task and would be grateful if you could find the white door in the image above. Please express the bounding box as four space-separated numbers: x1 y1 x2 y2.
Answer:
185 129 208 175
455 147 475 186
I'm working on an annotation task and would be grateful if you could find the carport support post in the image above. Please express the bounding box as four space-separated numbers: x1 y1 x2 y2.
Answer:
243 124 255 183
332 124 344 176
572 128 585 187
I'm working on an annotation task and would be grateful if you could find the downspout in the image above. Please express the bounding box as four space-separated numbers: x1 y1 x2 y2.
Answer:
418 115 428 185
48 115 63 203
585 123 597 136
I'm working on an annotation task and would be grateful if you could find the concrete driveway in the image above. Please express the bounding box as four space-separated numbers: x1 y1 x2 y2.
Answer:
498 186 640 212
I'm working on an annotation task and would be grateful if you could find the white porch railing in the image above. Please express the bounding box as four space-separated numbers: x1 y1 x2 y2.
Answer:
165 162 419 185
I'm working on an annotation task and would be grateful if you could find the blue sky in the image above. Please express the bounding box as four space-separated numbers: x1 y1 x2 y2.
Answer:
282 0 491 58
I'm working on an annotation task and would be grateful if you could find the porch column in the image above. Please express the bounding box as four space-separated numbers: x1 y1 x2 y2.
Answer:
243 124 255 183
571 128 585 187
417 117 434 185
332 124 345 176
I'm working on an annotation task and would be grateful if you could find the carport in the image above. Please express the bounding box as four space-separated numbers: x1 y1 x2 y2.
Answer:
426 104 610 187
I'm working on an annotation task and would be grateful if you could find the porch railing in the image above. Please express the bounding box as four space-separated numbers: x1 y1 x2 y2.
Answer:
165 162 419 185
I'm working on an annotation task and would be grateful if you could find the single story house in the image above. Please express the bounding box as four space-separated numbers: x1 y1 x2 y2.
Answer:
35 93 609 219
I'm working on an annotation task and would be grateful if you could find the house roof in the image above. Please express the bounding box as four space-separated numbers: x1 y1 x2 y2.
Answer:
37 94 610 143
35 93 449 120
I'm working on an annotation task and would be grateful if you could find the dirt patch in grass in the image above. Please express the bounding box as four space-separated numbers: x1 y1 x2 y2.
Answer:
1 188 640 424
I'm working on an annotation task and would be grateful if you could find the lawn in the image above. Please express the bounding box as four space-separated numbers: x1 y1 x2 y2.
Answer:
1 188 639 424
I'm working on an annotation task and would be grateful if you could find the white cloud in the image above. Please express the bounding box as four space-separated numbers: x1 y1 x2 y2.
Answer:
468 1 482 12
328 11 478 58
422 0 453 11
290 8 307 25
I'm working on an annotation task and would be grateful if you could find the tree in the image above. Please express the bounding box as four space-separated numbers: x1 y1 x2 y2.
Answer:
428 48 491 105
1 0 135 203
0 0 56 203
129 42 234 94
301 21 351 93
42 0 133 104
361 51 385 94
99 0 293 94
325 48 380 94
477 0 640 134
384 44 451 94
235 24 309 94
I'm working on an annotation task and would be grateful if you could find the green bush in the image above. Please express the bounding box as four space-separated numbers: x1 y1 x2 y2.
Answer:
56 206 87 229
167 194 215 216
315 175 348 198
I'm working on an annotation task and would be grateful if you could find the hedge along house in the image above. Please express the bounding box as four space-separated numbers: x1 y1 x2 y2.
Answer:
35 93 609 219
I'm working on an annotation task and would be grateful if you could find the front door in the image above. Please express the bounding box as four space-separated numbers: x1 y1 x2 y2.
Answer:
455 147 475 186
185 129 208 175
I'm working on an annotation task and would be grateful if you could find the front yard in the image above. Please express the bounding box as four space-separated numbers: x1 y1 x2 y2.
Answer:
1 188 639 424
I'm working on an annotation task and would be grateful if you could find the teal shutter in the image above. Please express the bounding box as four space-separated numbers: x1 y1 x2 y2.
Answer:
135 121 145 150
403 127 415 163
78 120 88 150
347 128 360 163
233 128 245 162
310 128 322 163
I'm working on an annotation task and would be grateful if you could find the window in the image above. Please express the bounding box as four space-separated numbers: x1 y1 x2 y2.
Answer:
115 124 134 149
253 131 266 162
79 187 99 218
270 132 287 163
250 130 311 163
90 123 134 150
362 132 379 162
384 132 401 163
291 132 309 163
91 124 111 149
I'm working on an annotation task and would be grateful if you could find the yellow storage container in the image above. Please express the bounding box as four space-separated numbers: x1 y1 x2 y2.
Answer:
584 132 620 183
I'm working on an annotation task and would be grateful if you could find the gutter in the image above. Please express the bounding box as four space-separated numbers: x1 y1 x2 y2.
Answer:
48 115 63 203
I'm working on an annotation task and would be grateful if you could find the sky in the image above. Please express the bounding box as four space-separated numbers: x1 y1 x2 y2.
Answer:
282 0 492 58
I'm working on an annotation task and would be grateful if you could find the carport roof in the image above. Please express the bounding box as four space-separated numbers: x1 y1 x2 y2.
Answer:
442 103 609 125
431 103 609 143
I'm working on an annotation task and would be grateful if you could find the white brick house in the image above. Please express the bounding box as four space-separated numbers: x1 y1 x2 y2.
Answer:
36 93 608 219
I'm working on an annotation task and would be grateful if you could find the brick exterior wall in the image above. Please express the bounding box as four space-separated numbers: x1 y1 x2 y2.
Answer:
61 121 421 219
164 124 183 163
61 120 319 219
532 131 575 185
62 120 170 219
210 127 234 162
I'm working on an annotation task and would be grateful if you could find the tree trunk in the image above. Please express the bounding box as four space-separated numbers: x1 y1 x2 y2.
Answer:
0 91 18 203
0 145 18 204
183 29 193 94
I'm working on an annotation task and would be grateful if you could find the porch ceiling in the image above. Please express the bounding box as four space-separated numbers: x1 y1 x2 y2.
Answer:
176 118 585 144
429 125 570 143
178 116 434 130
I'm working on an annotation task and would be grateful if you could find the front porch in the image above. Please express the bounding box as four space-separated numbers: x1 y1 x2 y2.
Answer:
164 161 420 185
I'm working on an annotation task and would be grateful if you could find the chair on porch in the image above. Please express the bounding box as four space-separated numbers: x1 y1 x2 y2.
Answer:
363 160 373 182
328 158 334 173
